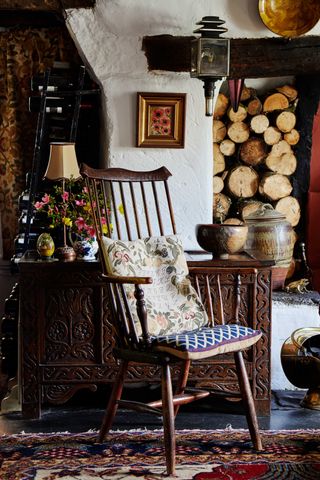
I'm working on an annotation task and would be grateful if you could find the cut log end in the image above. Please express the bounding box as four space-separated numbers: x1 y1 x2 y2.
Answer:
240 200 265 221
265 152 297 176
227 166 259 199
284 128 300 145
214 93 229 119
213 120 227 143
276 85 298 102
213 193 231 222
240 137 267 166
220 139 236 156
227 121 250 143
263 92 289 112
259 173 293 201
263 126 282 146
250 114 269 134
276 111 296 133
213 175 224 194
213 143 226 175
228 104 247 123
275 196 301 227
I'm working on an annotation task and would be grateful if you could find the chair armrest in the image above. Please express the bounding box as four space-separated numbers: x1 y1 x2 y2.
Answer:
102 273 153 285
102 272 153 346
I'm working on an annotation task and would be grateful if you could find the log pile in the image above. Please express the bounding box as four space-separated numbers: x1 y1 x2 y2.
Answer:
212 84 301 233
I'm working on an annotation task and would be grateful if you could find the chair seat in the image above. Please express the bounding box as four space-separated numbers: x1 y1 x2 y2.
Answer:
152 324 262 360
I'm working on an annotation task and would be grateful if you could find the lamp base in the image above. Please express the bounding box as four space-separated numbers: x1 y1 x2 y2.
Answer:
55 245 76 262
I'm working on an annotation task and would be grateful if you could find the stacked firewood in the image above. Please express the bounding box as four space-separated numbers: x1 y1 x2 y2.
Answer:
212 84 301 229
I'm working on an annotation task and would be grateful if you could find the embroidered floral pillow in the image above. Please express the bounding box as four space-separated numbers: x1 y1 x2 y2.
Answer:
101 235 208 337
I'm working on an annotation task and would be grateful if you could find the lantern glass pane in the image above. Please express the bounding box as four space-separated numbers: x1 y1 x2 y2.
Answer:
198 38 229 77
191 39 200 76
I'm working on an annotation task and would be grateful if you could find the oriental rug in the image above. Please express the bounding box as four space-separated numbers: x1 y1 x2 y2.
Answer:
0 428 319 479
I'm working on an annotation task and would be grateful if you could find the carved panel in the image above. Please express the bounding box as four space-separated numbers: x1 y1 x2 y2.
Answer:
44 383 97 404
44 286 95 362
19 272 41 408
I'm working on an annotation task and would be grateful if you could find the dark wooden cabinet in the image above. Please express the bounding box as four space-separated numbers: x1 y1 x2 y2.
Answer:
18 256 272 419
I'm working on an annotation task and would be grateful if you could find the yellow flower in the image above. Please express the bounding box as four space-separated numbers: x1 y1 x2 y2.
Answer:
118 204 124 215
63 217 73 227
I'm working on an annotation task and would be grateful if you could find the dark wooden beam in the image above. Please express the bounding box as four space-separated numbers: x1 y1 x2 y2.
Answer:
0 10 64 27
0 0 94 10
142 35 320 78
142 35 193 73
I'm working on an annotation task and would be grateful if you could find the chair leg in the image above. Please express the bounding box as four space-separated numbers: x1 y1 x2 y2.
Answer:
99 359 128 442
174 359 191 416
234 351 263 451
161 362 176 476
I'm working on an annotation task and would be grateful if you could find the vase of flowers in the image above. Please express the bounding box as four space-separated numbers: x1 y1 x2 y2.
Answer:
34 179 111 260
72 236 99 260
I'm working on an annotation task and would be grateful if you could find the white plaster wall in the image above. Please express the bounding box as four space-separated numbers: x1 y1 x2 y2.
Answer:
64 0 320 248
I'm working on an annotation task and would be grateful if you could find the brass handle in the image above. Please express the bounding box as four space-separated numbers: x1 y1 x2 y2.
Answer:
290 327 320 351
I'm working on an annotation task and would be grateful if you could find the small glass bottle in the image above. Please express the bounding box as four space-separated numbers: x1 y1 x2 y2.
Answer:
296 241 313 288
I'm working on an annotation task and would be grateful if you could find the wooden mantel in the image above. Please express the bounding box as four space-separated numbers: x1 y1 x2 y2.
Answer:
142 35 320 78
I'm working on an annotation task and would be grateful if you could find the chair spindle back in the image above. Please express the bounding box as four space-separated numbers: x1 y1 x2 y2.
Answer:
80 164 177 349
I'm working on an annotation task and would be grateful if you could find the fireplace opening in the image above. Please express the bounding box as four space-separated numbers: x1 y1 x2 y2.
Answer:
212 75 320 291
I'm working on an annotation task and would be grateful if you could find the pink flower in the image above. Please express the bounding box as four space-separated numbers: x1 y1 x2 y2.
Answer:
75 199 86 206
42 193 50 204
115 251 129 263
85 225 96 238
156 314 168 329
152 108 164 119
161 117 170 126
34 201 44 210
61 191 69 202
75 217 86 231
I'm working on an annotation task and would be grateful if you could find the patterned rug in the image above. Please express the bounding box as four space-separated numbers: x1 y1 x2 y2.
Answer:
0 428 319 479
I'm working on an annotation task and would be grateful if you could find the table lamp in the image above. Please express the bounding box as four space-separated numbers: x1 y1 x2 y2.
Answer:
43 142 81 261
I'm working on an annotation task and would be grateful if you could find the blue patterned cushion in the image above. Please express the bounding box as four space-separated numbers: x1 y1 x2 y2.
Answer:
152 324 262 360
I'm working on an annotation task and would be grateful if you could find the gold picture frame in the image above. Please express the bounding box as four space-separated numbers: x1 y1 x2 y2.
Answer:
137 92 186 148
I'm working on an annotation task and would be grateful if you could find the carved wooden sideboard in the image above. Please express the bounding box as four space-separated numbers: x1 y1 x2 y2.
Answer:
18 255 272 419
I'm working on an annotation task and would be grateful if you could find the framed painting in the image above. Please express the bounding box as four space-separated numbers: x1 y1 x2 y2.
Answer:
137 92 186 148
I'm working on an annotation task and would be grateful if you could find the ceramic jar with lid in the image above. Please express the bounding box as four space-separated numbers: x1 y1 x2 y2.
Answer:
244 204 295 289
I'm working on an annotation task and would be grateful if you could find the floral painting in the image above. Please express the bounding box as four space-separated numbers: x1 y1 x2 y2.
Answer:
150 106 172 136
137 93 186 148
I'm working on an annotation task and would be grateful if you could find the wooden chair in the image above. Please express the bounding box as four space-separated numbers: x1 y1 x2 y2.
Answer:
80 163 263 475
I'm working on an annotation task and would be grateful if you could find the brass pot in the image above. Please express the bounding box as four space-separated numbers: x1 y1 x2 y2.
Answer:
281 328 320 410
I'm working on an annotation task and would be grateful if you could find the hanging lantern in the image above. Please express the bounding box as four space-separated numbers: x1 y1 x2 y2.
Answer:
191 16 230 116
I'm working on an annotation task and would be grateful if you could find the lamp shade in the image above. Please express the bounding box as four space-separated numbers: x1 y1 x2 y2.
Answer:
44 142 81 181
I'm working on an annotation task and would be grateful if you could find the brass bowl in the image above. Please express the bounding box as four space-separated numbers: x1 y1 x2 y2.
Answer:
196 224 248 259
258 0 320 38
